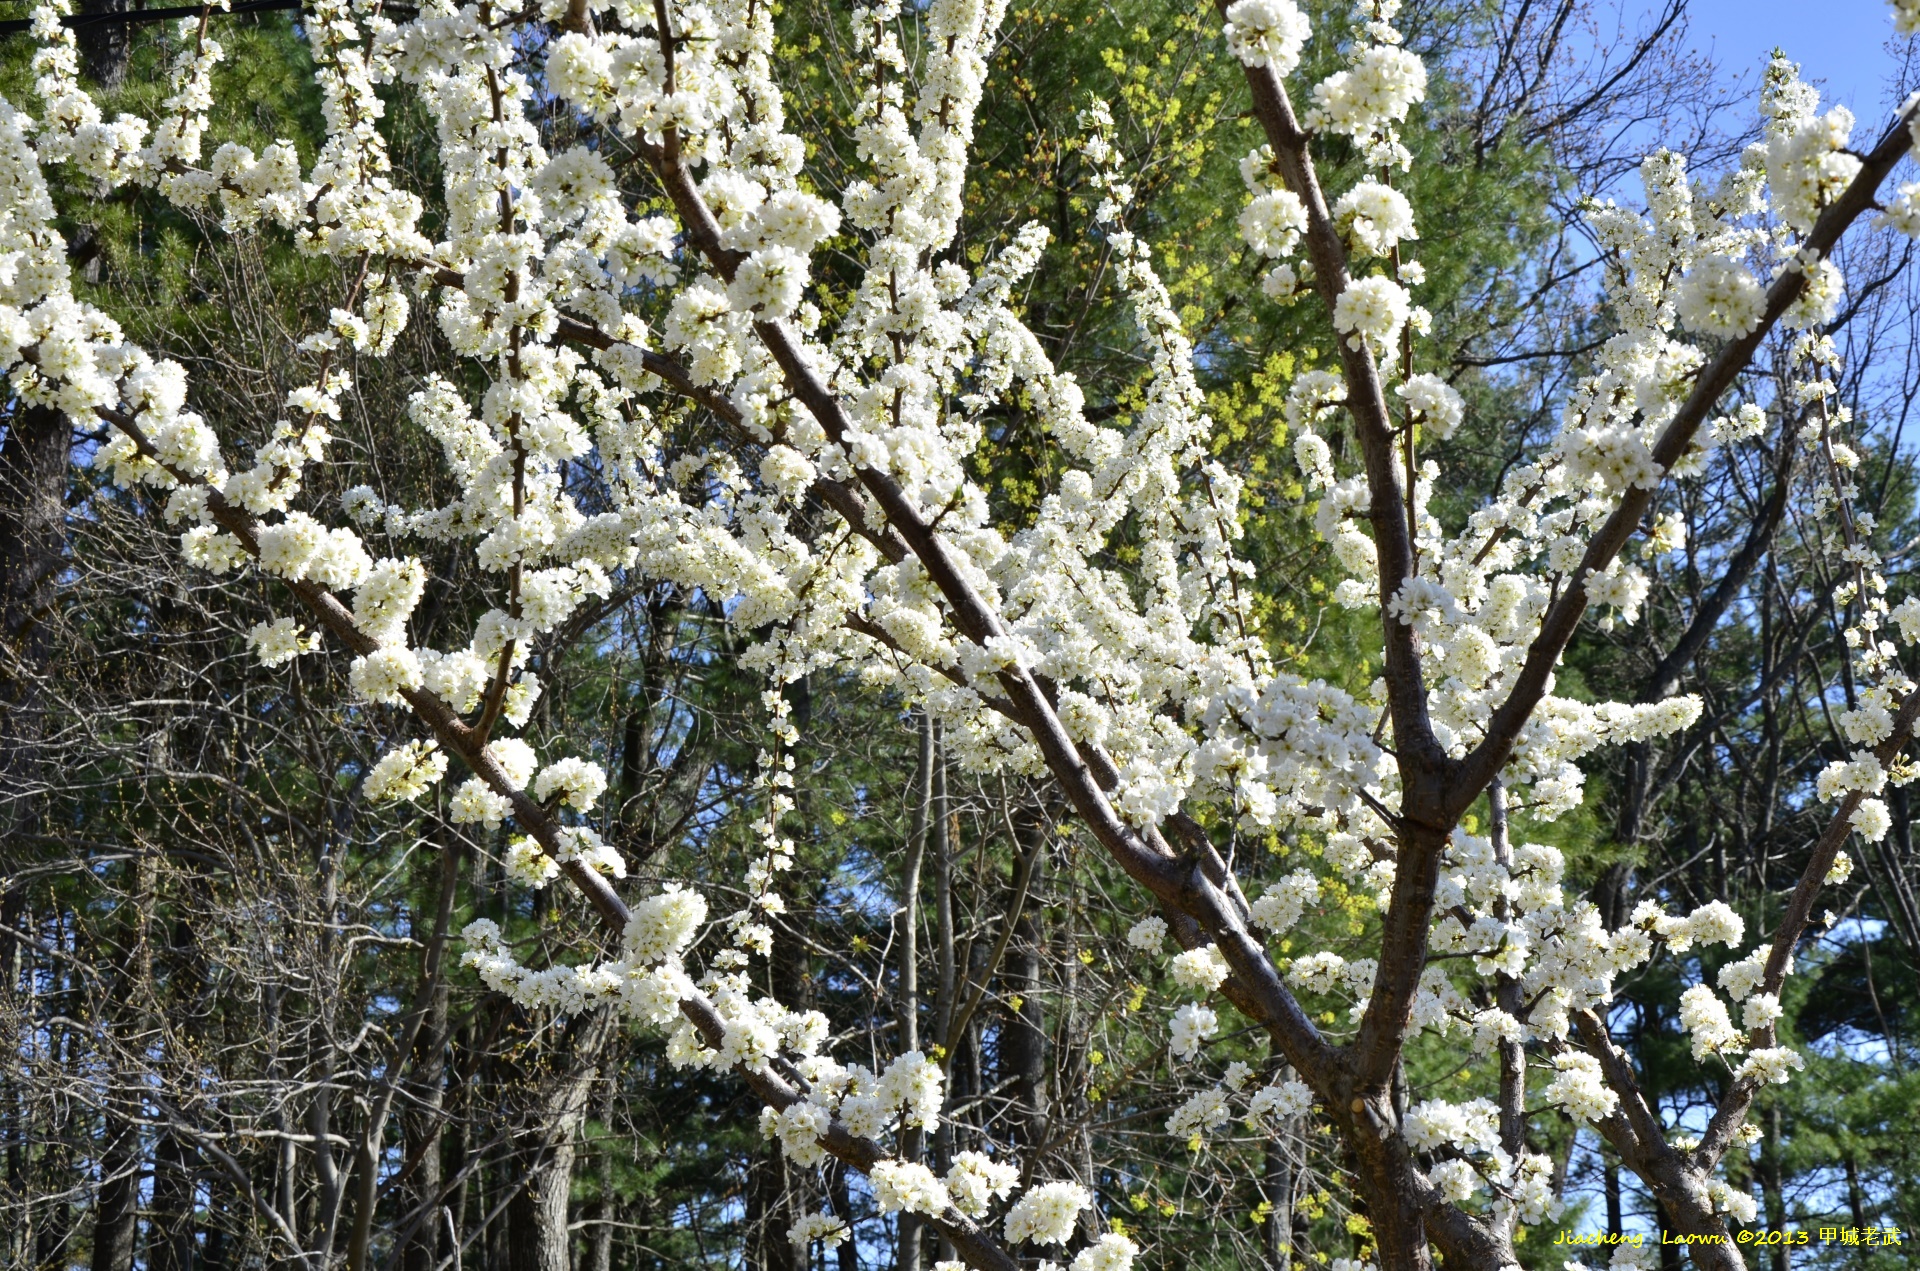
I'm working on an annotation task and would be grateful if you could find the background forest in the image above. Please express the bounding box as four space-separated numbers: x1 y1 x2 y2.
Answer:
3 1 1918 1269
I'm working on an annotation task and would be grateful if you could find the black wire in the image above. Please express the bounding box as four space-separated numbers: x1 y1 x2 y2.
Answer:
0 0 302 37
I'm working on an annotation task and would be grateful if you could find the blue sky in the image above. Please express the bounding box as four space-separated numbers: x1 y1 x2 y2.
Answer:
1668 0 1915 118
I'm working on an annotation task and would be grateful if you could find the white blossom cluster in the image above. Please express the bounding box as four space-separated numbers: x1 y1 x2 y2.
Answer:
1222 0 1309 76
1004 1181 1093 1245
1229 0 1429 330
786 1211 848 1253
1307 0 1426 167
1167 1058 1312 1143
1543 1052 1617 1123
364 739 448 803
1403 1096 1561 1222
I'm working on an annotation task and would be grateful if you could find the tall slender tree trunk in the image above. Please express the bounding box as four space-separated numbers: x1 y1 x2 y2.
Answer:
744 1143 797 1271
0 404 66 847
91 868 151 1271
1758 1105 1788 1271
1843 1153 1866 1230
147 1128 195 1271
1656 1201 1682 1271
90 1093 140 1271
149 907 208 1271
399 956 450 1271
1059 873 1097 1245
895 714 932 1271
445 1020 474 1271
1262 1119 1294 1269
1003 841 1046 1163
483 1151 507 1271
831 1165 859 1271
931 724 954 1055
1604 1146 1623 1242
37 1009 76 1270
582 1077 615 1271
347 833 460 1271
262 982 301 1270
310 840 345 1264
1261 1045 1299 1271
928 726 957 1265
506 1009 616 1271
6 900 34 1270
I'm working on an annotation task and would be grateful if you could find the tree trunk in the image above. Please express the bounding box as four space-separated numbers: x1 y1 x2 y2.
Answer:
90 1099 140 1271
931 725 954 1055
37 1011 76 1269
506 1153 577 1271
1059 874 1098 1246
1003 855 1046 1159
744 1141 797 1271
146 1129 195 1271
582 1077 614 1271
1758 1106 1787 1271
1843 1153 1866 1230
831 1166 859 1271
149 908 208 1271
74 0 131 88
506 1009 616 1271
1262 1063 1296 1271
399 955 450 1271
1656 1202 1682 1271
928 728 956 1265
894 714 931 1271
0 404 66 845
1605 1146 1622 1242
446 1016 474 1271
347 834 459 1271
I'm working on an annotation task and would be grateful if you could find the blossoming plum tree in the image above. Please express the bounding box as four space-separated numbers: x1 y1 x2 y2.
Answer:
6 0 1920 1267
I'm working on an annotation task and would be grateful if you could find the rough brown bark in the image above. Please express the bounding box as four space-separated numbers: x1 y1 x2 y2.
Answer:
506 1009 616 1271
398 955 450 1271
